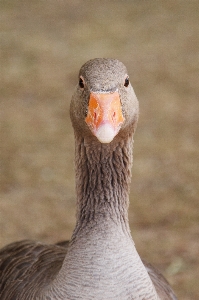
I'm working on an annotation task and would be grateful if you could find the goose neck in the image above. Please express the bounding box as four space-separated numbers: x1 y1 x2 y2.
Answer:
72 133 134 238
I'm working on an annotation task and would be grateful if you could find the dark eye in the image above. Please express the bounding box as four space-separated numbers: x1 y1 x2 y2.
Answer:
79 77 84 88
124 77 129 87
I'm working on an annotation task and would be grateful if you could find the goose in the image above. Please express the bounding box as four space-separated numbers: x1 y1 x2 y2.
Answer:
0 58 177 300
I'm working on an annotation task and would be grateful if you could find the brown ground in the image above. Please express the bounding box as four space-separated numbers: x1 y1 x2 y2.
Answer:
0 1 199 299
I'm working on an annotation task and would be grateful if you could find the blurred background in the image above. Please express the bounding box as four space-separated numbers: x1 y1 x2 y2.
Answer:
0 1 199 298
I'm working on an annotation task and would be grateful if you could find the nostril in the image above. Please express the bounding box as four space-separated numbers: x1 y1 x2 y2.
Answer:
112 111 116 119
94 111 97 120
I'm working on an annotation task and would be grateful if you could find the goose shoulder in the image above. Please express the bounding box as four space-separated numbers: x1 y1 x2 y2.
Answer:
0 240 66 299
144 260 177 300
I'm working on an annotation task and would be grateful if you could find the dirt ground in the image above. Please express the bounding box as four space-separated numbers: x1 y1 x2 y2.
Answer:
0 1 199 299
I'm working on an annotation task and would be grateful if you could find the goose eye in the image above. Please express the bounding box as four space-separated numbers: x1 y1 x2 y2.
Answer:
79 77 84 89
124 77 129 87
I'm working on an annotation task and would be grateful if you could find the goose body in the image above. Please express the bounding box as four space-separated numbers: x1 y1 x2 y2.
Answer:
0 58 177 300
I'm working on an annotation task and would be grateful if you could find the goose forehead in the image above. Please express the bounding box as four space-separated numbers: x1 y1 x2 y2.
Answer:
79 58 128 90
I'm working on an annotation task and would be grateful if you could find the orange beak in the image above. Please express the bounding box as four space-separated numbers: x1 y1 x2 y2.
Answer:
85 91 125 143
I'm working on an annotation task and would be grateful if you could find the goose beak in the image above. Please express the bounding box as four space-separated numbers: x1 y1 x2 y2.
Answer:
85 91 125 143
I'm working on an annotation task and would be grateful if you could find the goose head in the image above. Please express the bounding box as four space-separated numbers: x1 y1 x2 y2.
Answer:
70 58 139 143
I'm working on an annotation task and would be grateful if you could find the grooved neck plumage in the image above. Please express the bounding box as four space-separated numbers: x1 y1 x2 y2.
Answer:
72 132 134 240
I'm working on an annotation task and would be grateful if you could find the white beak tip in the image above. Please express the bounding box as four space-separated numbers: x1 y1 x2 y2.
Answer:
95 124 118 144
